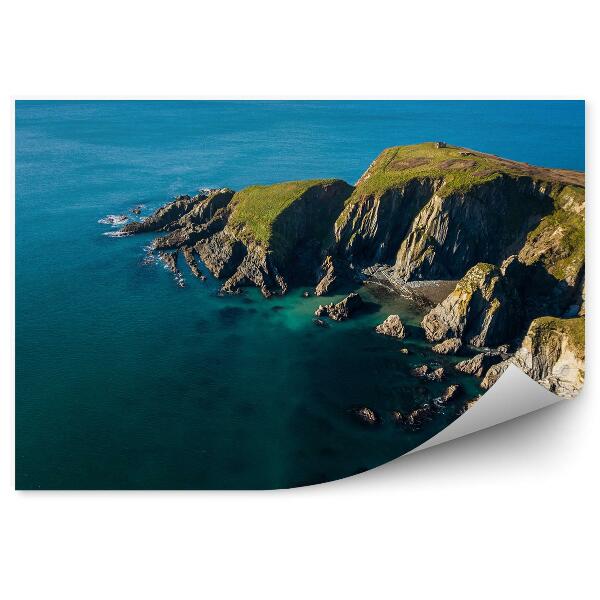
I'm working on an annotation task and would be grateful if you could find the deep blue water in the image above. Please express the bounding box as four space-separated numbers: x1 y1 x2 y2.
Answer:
15 101 584 489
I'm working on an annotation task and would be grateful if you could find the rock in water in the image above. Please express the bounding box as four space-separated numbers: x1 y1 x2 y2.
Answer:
455 352 506 377
432 337 462 355
427 367 445 381
411 364 429 378
314 292 364 321
375 314 406 338
182 247 204 279
439 384 461 404
353 407 379 425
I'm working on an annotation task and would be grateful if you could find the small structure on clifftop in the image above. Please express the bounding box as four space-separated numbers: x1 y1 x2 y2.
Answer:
434 141 447 149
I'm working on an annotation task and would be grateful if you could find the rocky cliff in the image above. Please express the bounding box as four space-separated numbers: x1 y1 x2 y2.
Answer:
119 142 584 396
481 317 584 397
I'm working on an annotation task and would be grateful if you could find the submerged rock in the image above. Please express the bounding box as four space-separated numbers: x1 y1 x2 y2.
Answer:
375 314 406 338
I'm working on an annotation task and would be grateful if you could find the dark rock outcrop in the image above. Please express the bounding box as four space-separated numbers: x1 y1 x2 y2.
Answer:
315 292 364 321
439 384 461 404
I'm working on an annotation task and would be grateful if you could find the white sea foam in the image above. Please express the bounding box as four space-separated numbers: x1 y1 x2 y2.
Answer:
103 230 131 238
98 214 129 226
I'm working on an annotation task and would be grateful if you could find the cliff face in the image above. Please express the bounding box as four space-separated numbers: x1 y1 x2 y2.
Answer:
421 262 521 347
481 317 584 398
512 316 584 398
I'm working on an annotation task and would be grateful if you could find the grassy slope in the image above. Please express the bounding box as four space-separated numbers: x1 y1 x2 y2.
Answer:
229 179 342 247
519 185 585 282
343 141 584 207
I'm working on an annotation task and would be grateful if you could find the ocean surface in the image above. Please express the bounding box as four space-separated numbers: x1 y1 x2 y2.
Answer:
15 101 585 489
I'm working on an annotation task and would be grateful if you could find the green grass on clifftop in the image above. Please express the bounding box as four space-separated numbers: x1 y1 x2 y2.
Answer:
229 179 342 246
343 142 585 211
529 316 585 360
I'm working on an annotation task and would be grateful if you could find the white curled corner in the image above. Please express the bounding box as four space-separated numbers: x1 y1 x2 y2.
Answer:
408 364 563 454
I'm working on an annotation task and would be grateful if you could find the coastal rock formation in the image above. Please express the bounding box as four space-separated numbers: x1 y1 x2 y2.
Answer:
480 360 511 390
315 292 364 321
455 352 506 377
182 247 205 280
411 365 429 378
479 316 584 397
421 262 521 347
353 407 379 425
427 367 445 381
439 384 461 404
375 314 406 338
432 337 462 355
511 317 584 397
315 256 337 296
118 142 584 397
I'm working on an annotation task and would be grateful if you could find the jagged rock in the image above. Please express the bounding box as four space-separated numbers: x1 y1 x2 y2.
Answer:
158 250 178 273
393 404 436 428
399 348 409 354
182 247 204 279
480 360 511 390
511 316 584 398
122 195 197 234
157 250 185 287
455 352 506 377
302 291 311 298
315 256 337 296
314 292 364 321
427 367 445 381
353 407 379 425
439 384 461 404
421 263 521 347
411 365 429 378
479 316 584 398
466 397 480 410
313 318 328 328
375 314 406 338
432 337 462 354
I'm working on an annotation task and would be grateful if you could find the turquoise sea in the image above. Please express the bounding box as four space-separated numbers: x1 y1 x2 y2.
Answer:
16 101 585 489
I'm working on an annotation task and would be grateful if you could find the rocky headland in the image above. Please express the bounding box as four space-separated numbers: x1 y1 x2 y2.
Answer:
116 142 585 398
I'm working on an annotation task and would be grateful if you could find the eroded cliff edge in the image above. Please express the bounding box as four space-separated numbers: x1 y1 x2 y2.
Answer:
119 142 585 397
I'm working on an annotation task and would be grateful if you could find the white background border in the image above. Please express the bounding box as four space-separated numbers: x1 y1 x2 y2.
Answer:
1 2 597 598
